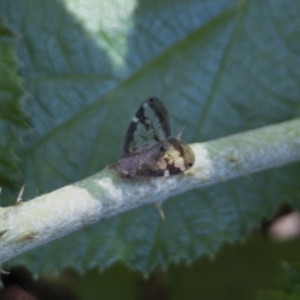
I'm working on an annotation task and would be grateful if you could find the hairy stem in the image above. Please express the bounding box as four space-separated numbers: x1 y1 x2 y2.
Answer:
0 118 300 264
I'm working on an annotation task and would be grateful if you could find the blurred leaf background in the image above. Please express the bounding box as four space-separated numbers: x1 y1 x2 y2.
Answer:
0 0 300 298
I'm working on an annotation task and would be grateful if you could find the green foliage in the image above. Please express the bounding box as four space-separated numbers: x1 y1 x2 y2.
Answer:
0 0 299 274
0 18 26 187
257 263 300 300
57 240 300 300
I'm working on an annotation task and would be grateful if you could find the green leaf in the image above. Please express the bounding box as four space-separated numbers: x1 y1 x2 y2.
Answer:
0 0 299 273
257 263 300 300
0 18 26 188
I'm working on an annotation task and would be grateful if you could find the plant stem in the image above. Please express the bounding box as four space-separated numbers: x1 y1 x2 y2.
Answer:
0 118 299 264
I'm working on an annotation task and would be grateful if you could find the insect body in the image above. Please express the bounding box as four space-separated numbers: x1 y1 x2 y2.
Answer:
115 97 195 178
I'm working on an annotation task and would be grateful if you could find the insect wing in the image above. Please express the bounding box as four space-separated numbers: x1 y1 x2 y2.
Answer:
122 97 171 155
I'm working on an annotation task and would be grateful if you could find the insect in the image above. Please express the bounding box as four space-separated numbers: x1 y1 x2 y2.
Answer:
115 97 195 178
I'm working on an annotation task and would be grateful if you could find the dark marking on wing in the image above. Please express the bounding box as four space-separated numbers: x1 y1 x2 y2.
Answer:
122 97 171 155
